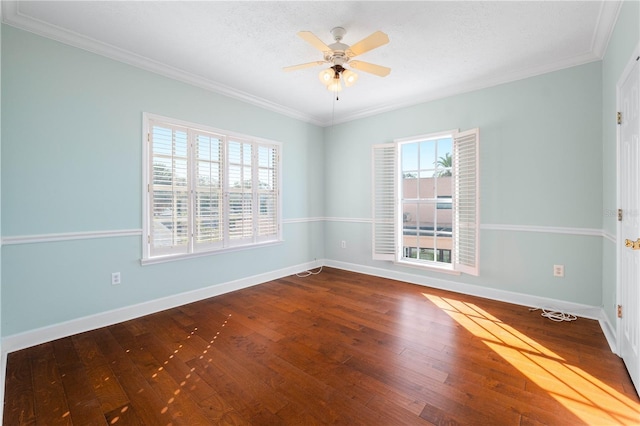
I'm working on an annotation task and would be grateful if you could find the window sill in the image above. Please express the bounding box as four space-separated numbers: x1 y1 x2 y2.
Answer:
395 259 462 276
141 240 283 266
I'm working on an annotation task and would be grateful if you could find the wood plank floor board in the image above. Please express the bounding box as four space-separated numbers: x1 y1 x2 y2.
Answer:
399 344 527 390
197 300 286 344
108 324 214 426
186 354 268 423
196 343 289 416
90 328 176 425
274 324 356 366
441 368 575 425
320 362 432 417
271 402 325 426
3 349 36 426
194 392 239 424
365 393 435 425
71 332 131 415
134 333 217 403
51 337 106 425
210 334 287 391
50 337 111 425
138 312 217 364
29 343 73 426
103 403 146 426
4 268 639 425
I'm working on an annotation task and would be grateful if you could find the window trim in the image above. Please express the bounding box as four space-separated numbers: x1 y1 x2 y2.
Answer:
141 113 282 264
372 128 479 276
397 130 456 271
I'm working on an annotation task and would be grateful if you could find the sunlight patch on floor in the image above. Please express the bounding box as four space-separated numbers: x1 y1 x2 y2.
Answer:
423 293 640 425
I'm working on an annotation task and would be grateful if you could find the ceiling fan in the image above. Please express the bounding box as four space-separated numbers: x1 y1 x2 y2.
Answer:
284 27 390 93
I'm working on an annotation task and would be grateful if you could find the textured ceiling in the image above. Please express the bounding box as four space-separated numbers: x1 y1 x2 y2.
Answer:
2 1 622 126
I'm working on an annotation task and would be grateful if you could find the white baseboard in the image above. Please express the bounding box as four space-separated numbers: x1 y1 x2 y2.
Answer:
1 260 322 355
598 313 618 354
325 259 611 327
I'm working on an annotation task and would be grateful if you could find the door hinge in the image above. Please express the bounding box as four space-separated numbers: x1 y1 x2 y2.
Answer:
618 208 623 221
147 235 151 244
617 304 623 318
147 133 150 142
617 111 622 125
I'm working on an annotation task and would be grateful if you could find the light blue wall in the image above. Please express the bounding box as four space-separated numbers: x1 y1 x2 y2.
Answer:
324 61 605 305
601 0 640 328
1 25 325 336
1 4 637 340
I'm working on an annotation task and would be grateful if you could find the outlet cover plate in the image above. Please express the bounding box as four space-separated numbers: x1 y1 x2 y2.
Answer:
553 265 564 278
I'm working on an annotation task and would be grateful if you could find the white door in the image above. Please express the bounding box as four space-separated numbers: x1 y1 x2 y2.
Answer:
619 53 640 394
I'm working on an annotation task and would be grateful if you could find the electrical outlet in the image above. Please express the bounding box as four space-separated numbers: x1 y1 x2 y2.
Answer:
553 265 564 278
111 272 121 285
341 240 346 249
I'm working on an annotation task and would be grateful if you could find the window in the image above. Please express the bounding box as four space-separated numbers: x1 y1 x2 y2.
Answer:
372 129 479 275
142 114 281 262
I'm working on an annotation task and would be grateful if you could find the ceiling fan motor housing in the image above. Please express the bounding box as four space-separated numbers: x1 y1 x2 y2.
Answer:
326 27 350 66
325 49 349 66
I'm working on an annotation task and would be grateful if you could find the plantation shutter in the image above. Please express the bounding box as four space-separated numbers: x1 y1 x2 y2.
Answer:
143 114 282 262
256 144 279 241
227 139 254 245
372 143 397 261
453 128 480 276
193 131 224 251
149 122 190 257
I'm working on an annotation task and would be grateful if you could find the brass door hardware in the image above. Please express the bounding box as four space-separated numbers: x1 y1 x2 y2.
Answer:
624 238 640 250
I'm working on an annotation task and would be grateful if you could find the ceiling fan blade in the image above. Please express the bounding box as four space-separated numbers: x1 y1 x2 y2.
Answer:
347 31 389 57
348 61 391 77
297 31 332 52
283 61 326 72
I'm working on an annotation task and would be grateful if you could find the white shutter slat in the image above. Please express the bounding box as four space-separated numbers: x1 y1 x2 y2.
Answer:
149 123 190 257
453 128 480 276
257 145 279 240
372 143 397 261
228 141 254 244
194 131 224 250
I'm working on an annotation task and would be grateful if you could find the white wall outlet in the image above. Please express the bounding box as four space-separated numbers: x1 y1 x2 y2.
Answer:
341 240 346 249
111 272 121 285
553 265 564 278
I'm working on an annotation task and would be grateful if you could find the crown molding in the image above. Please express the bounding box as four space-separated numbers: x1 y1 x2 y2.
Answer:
1 1 323 127
325 1 623 126
591 0 623 58
2 1 623 128
332 48 607 125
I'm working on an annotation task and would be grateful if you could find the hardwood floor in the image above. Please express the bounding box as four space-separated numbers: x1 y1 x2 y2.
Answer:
3 267 640 425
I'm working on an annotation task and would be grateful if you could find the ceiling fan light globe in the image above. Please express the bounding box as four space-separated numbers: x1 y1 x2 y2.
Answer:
342 69 358 87
318 68 334 86
327 80 342 92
